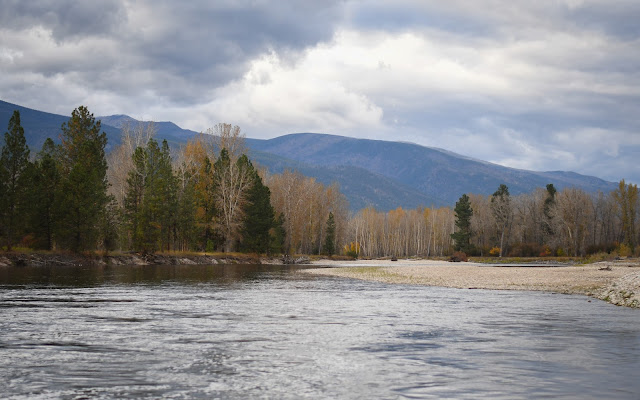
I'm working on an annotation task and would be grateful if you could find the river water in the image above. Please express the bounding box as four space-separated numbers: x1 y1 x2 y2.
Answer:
1 264 639 399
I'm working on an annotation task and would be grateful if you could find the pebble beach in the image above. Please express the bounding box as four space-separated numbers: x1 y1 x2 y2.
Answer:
304 258 640 308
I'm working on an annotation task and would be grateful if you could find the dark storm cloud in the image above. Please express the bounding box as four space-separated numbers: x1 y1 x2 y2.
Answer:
566 1 640 40
0 0 127 40
0 0 344 104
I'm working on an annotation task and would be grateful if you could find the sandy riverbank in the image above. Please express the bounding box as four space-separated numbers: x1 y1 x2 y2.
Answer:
303 258 640 308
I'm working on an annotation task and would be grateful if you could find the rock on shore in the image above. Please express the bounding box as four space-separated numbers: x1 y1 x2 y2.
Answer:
595 271 640 308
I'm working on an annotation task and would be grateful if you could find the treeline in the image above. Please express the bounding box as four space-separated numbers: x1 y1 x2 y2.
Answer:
0 107 347 255
461 183 639 257
2 106 638 258
347 206 454 258
344 182 638 259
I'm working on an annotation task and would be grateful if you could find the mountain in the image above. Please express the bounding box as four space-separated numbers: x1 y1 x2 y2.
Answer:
0 100 122 152
98 115 199 145
247 133 618 205
1 99 618 210
247 150 441 210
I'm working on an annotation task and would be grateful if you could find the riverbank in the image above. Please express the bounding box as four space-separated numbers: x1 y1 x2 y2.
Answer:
0 251 277 267
304 258 640 308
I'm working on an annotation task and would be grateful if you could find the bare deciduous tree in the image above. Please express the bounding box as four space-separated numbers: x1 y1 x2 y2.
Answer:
107 121 156 205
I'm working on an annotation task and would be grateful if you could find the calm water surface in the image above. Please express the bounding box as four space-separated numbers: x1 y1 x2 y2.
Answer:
1 264 639 399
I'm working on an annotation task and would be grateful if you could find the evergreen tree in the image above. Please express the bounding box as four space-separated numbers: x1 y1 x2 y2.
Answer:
100 198 120 252
197 156 217 251
270 213 286 255
491 184 512 257
55 106 109 252
124 147 146 250
451 193 474 254
124 139 178 253
542 183 557 238
158 140 178 251
239 164 275 253
0 110 31 250
28 139 59 250
175 167 197 251
324 212 336 256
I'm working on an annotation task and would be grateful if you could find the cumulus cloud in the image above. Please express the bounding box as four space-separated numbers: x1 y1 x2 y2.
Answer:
0 0 345 109
0 0 638 183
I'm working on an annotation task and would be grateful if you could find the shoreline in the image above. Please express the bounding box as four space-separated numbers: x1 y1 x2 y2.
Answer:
303 258 640 308
2 252 638 308
0 251 280 268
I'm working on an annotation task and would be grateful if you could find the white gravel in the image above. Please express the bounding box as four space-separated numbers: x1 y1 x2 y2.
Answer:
304 258 640 308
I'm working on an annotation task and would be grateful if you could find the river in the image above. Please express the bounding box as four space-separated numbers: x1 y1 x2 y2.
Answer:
1 264 639 399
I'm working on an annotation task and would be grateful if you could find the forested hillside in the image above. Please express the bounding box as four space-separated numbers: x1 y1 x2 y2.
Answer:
1 105 638 258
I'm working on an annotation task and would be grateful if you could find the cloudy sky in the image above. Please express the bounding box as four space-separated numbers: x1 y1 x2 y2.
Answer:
1 0 638 183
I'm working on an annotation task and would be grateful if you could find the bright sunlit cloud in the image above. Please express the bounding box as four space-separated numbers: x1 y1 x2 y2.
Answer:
0 0 638 183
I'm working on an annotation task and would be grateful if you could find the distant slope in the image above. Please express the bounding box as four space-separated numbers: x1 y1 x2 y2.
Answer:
248 133 618 205
0 100 122 151
249 150 442 210
98 115 199 146
1 100 618 210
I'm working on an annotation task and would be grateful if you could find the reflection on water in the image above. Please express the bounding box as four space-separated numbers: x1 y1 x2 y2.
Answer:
1 264 639 399
0 263 297 287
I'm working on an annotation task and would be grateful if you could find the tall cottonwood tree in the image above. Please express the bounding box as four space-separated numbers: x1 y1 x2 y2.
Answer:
213 150 253 252
556 187 593 256
55 106 110 251
346 205 454 258
267 170 348 255
176 134 217 250
209 123 247 161
174 165 198 251
0 110 30 250
612 179 638 249
107 121 156 206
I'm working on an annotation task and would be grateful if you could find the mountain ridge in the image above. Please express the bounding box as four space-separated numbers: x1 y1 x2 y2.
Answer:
247 132 617 205
1 99 618 210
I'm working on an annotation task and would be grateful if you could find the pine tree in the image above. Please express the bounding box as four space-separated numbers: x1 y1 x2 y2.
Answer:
324 212 336 256
28 139 59 250
124 147 146 250
270 213 286 255
55 106 109 252
491 184 512 257
542 183 557 238
175 167 197 251
451 194 473 254
158 140 177 252
239 164 275 253
124 139 178 253
0 110 31 250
